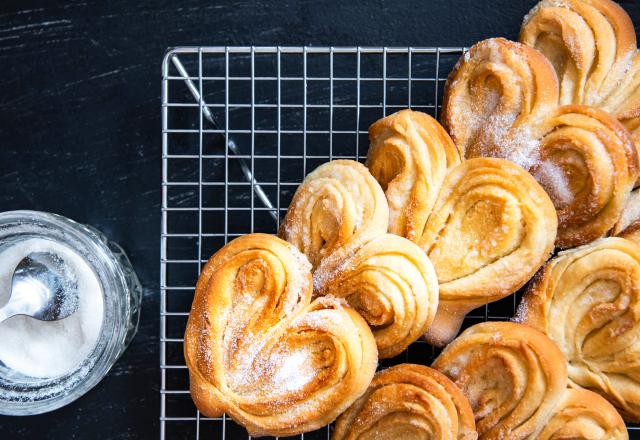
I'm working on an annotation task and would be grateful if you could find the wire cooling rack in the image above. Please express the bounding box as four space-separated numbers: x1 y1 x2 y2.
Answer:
160 46 639 439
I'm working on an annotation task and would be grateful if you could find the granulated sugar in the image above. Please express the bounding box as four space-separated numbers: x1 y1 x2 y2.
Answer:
0 238 104 378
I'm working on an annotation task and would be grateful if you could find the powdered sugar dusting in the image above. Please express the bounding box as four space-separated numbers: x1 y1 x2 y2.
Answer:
512 301 529 324
469 111 541 171
533 160 574 207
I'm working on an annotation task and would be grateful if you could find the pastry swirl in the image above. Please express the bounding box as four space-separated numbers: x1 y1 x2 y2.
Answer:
432 321 568 440
538 389 628 440
184 234 378 437
521 0 640 186
443 37 639 247
282 160 440 358
517 237 640 421
315 234 439 359
520 0 637 107
442 37 558 163
418 157 557 345
533 105 638 247
366 109 461 241
279 159 388 273
333 364 477 440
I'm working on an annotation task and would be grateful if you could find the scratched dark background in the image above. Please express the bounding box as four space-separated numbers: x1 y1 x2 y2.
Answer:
0 0 639 439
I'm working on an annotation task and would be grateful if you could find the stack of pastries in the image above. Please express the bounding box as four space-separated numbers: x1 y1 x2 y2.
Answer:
184 0 640 437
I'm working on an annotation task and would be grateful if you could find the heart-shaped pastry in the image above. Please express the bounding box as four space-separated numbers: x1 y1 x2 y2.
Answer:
443 37 639 248
184 234 378 437
418 157 557 345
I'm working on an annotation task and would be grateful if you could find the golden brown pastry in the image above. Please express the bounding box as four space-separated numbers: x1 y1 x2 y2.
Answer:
282 160 440 358
443 37 639 248
333 364 477 440
279 159 388 274
614 188 640 245
538 389 628 440
184 234 378 437
418 157 557 346
315 234 439 359
516 237 640 421
520 0 640 185
442 37 558 163
366 109 461 241
432 322 568 439
520 0 637 108
533 105 638 247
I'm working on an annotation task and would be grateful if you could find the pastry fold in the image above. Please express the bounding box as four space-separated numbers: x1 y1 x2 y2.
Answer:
279 159 388 274
315 234 439 359
517 237 640 421
538 389 628 440
184 234 378 437
534 105 638 247
432 322 568 440
443 37 639 248
281 160 439 358
520 0 640 181
366 109 461 241
418 157 557 345
333 364 477 440
520 0 637 108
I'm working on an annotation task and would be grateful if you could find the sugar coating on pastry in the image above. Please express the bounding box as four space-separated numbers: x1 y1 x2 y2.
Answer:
184 233 378 437
443 36 639 248
279 159 388 273
418 157 557 346
521 0 637 107
432 321 568 440
281 160 440 359
517 237 640 421
315 234 439 359
366 109 461 241
521 0 640 187
333 363 478 440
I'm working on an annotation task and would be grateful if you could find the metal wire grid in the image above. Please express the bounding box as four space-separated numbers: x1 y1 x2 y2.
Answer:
160 46 639 439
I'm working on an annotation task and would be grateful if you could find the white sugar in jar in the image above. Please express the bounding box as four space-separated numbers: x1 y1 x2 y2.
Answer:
0 238 104 378
0 211 142 415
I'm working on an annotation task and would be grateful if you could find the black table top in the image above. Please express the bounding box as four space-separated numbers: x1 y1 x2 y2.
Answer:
1 1 639 438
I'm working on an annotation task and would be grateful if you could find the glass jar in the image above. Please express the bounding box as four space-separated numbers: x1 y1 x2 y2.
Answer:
0 210 142 415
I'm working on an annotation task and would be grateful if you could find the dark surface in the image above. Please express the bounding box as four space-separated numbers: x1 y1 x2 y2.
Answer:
0 1 638 439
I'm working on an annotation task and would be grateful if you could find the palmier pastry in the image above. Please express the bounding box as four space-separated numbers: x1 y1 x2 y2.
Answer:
418 157 557 346
538 389 628 440
366 109 461 241
517 237 640 421
333 364 477 440
520 0 637 108
279 159 388 275
533 105 638 247
443 37 639 248
184 234 378 437
432 321 568 440
315 234 439 359
520 0 640 182
282 160 440 358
